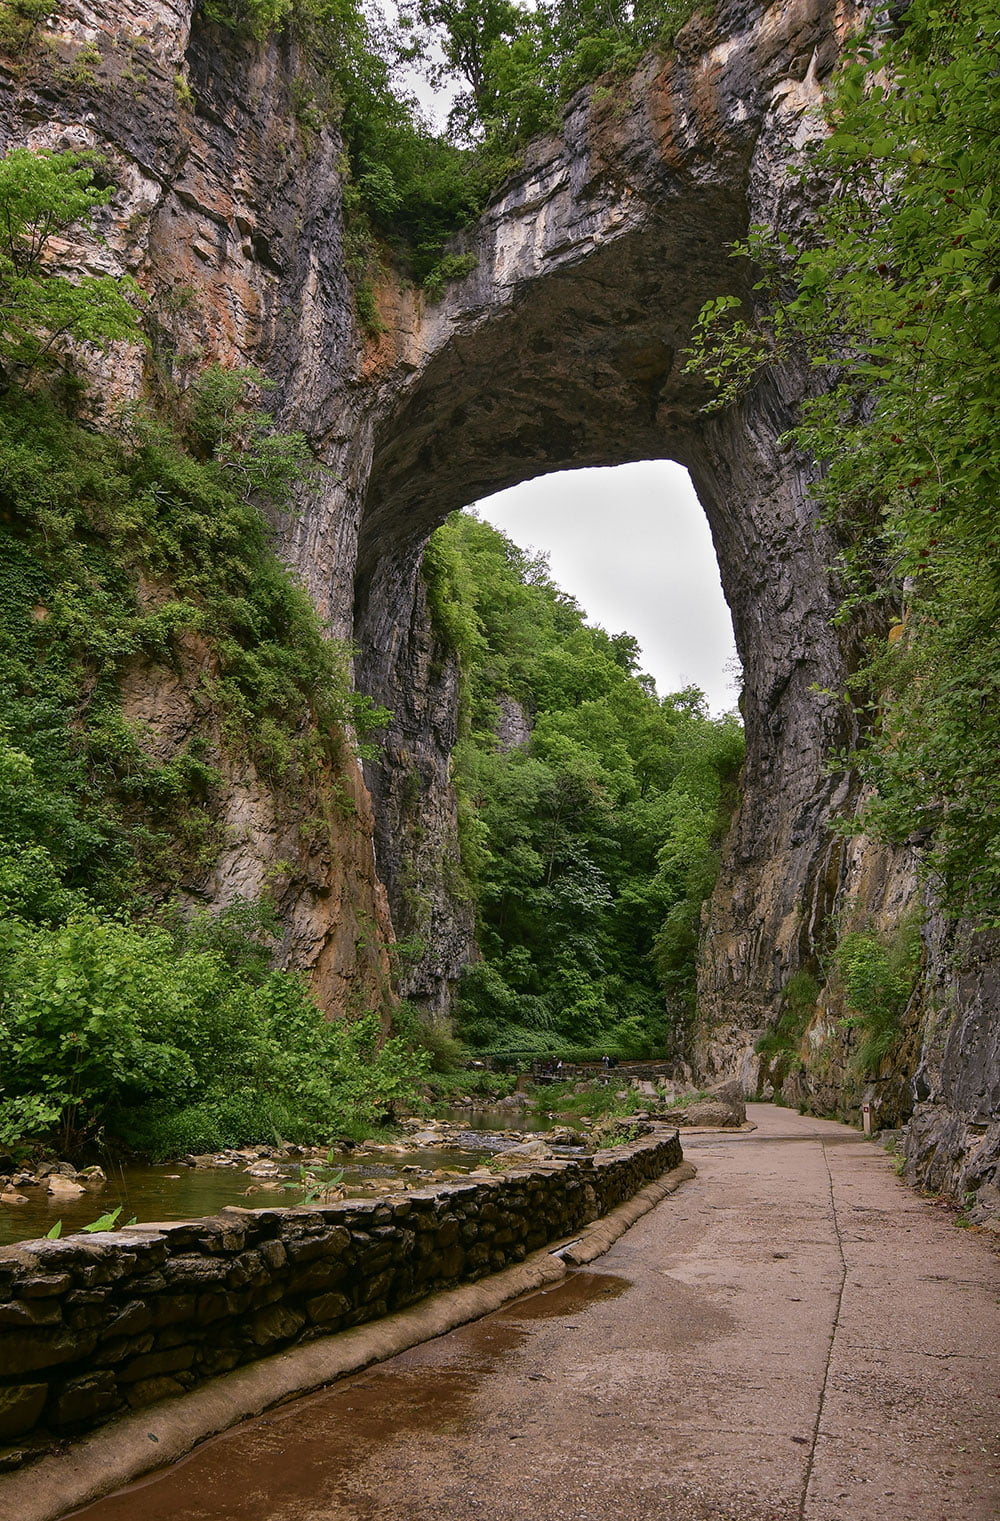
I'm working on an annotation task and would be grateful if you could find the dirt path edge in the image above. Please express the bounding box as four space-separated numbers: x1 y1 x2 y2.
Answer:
0 1161 697 1521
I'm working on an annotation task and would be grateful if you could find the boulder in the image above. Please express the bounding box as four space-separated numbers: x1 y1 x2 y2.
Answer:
968 1181 1000 1226
708 1079 747 1118
672 1081 746 1129
681 1100 741 1127
47 1175 85 1197
501 1139 555 1161
37 1161 77 1179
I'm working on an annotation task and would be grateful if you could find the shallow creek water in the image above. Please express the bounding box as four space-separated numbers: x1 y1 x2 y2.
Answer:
0 1150 478 1247
0 1106 554 1248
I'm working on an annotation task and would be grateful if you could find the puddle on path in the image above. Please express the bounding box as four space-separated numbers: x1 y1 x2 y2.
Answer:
67 1271 631 1521
498 1269 631 1320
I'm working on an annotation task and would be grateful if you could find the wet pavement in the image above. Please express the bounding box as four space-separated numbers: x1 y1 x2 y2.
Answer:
68 1106 1000 1521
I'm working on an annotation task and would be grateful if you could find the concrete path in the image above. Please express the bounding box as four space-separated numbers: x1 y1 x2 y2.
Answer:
71 1106 1000 1521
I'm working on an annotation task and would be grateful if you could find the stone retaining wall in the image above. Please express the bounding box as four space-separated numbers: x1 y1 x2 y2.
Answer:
0 1131 681 1461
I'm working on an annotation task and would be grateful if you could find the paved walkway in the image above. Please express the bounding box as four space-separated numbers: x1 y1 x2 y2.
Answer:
73 1106 1000 1521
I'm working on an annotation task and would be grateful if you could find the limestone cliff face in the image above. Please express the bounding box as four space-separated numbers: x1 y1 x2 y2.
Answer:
360 567 474 1014
0 0 395 1017
2 0 996 1198
355 0 868 1023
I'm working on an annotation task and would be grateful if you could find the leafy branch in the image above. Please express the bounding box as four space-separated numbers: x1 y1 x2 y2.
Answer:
0 148 143 388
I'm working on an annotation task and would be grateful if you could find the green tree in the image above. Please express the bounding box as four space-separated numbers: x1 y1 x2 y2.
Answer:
0 148 142 386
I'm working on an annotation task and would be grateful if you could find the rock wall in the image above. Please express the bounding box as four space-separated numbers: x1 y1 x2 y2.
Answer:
0 1131 681 1457
356 567 475 1014
904 922 1000 1208
0 0 396 1017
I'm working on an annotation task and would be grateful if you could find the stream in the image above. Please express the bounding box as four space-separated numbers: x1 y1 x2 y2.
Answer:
0 1105 561 1248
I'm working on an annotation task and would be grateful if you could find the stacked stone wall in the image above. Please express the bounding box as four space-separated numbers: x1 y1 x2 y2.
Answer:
0 1131 681 1459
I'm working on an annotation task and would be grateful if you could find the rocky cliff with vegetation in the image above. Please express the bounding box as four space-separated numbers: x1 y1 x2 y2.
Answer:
0 0 997 1204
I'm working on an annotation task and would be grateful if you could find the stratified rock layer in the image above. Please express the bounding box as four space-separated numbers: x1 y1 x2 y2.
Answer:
1 0 995 1195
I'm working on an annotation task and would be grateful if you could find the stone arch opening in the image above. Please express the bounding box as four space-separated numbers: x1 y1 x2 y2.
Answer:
350 0 862 1066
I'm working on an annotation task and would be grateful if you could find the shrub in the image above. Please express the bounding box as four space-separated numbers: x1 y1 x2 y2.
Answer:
833 915 922 1076
0 910 431 1157
755 971 819 1059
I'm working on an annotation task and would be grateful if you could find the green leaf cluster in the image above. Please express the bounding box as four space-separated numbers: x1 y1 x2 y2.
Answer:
0 148 143 388
0 912 429 1157
832 914 922 1076
424 512 743 1060
687 0 1000 923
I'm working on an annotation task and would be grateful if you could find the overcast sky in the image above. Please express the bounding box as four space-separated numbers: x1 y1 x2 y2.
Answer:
472 461 740 715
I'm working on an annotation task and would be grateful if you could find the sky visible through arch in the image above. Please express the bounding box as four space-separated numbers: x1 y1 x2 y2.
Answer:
473 460 740 715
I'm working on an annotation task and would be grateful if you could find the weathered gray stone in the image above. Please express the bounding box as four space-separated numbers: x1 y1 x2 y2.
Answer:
119 1346 196 1383
246 1305 305 1347
125 1376 187 1409
305 1291 351 1325
679 1101 743 1128
0 1300 61 1328
0 1385 48 1441
16 1275 72 1299
49 1371 118 1426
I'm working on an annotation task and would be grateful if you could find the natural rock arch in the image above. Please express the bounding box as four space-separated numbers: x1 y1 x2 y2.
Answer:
351 0 868 1074
2 0 992 1193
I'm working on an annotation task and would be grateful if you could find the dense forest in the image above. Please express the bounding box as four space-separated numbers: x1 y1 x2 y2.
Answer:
423 513 743 1062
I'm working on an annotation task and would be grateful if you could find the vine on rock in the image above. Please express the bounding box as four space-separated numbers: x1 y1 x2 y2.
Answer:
687 0 1000 924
